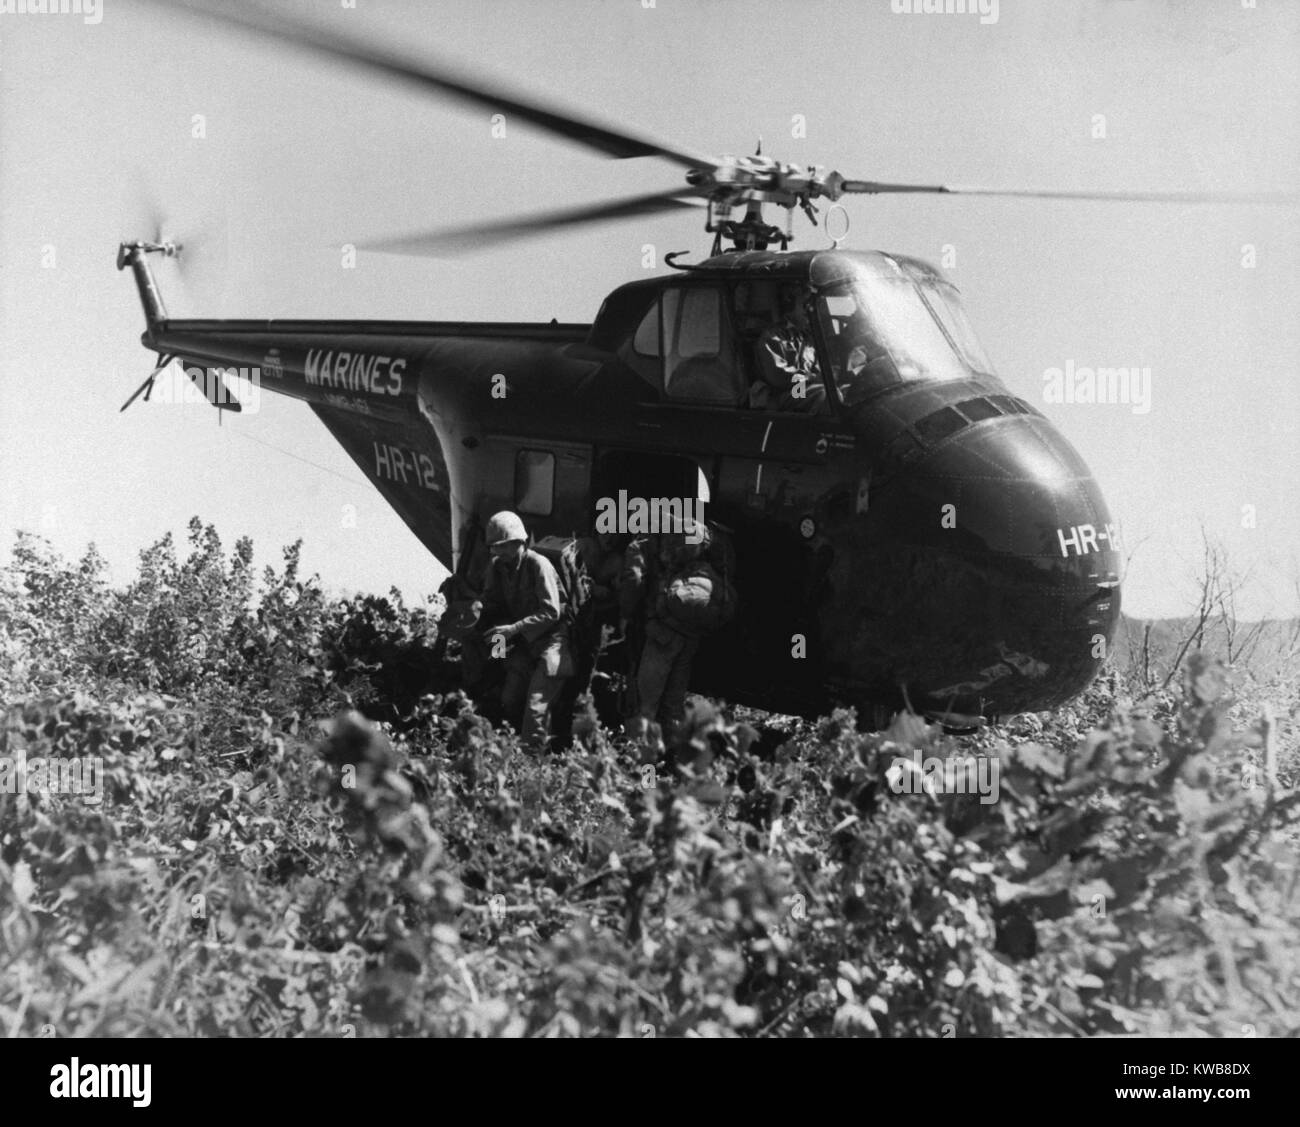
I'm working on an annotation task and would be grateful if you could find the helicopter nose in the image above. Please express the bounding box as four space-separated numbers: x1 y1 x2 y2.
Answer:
934 412 1119 578
848 409 1122 717
930 413 1121 710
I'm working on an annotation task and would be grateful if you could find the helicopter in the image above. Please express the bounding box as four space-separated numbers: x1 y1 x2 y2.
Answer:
117 1 1294 729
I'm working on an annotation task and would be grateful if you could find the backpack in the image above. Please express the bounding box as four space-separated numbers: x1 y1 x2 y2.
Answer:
662 561 726 635
659 519 741 635
532 535 595 643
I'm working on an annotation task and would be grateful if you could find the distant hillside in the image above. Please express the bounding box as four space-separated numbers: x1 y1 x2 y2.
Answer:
1113 612 1300 683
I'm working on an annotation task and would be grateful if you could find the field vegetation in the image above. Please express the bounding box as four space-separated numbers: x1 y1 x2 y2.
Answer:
1 520 1297 1037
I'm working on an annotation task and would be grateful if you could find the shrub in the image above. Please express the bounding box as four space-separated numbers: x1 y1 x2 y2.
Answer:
1 524 1296 1036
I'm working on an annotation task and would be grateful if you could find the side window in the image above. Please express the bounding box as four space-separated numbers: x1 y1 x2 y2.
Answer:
633 302 660 357
514 449 554 516
662 286 743 405
674 288 721 358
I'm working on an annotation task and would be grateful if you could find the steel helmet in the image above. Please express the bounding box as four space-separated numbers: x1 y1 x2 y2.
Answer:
485 510 528 546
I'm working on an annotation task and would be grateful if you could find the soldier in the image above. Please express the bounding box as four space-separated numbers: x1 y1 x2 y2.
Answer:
547 529 627 745
748 283 829 413
622 518 734 743
579 529 627 639
474 510 573 752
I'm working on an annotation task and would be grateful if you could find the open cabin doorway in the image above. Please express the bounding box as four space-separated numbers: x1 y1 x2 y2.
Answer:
590 449 712 531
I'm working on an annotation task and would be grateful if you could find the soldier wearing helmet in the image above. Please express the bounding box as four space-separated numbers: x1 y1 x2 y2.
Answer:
475 510 573 752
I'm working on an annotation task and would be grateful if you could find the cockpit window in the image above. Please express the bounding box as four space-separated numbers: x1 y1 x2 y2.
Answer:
816 274 976 407
916 278 994 376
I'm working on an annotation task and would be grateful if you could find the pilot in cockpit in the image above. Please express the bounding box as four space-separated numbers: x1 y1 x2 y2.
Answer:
747 283 829 413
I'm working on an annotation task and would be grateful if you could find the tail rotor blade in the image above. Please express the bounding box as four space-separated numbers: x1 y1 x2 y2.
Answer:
173 209 230 303
114 170 168 245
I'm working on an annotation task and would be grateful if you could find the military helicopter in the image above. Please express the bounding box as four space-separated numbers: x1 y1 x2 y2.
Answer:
118 1 1293 728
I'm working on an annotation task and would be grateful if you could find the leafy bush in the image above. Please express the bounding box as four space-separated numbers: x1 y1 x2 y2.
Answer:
1 525 1296 1036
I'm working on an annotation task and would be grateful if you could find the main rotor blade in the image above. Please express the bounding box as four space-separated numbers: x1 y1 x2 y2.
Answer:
834 178 1298 205
149 0 719 172
360 189 708 257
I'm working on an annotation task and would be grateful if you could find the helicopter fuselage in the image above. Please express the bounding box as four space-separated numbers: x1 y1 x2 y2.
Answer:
122 244 1121 723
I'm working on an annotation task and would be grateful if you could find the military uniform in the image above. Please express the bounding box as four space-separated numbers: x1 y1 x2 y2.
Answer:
479 547 573 751
749 321 829 412
571 533 625 690
635 617 701 743
622 530 725 742
545 534 626 748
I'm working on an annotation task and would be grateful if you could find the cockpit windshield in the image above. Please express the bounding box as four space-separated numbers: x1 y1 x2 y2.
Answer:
815 265 994 408
918 276 994 376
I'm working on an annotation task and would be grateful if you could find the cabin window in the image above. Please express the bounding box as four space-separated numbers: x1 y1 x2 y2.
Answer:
660 286 746 405
632 303 660 357
514 449 555 516
669 288 721 358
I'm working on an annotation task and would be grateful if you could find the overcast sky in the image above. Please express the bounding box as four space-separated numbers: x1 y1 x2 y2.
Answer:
1 0 1296 619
